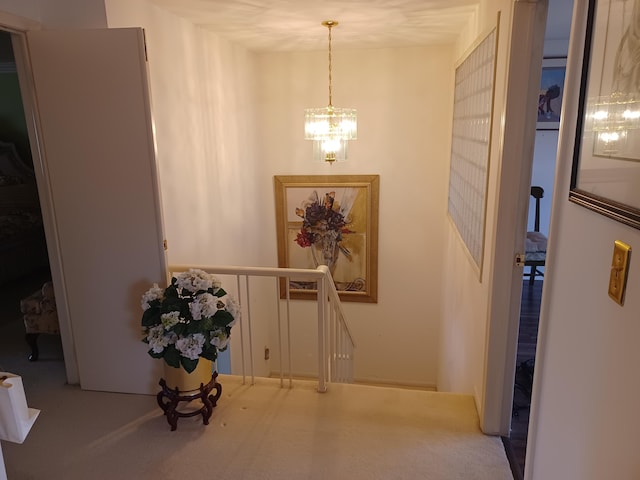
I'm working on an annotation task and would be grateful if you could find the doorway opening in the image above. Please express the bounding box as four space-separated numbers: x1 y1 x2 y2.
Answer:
509 118 562 476
0 29 59 370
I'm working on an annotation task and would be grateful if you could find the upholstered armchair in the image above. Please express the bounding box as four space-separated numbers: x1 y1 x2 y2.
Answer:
20 281 59 361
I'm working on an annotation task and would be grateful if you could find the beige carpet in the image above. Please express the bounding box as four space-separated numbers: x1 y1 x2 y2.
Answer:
0 319 512 479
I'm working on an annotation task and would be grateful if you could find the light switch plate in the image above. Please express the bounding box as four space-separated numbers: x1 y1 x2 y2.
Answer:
608 240 631 305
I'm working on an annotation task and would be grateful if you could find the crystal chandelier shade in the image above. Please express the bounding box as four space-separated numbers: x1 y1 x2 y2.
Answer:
304 21 357 163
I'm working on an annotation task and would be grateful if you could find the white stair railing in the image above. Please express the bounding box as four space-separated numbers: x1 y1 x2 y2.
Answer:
318 265 355 383
168 264 356 392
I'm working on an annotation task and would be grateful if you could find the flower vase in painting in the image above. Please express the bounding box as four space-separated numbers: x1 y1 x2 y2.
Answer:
294 190 354 275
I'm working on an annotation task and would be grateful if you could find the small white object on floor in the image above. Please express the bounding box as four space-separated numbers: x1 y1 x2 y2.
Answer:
0 373 40 480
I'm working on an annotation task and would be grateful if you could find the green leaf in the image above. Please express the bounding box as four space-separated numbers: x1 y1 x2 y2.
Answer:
164 284 179 299
200 317 215 331
201 345 218 361
141 308 160 327
183 320 195 334
148 349 164 359
215 288 227 297
181 357 198 373
147 299 162 309
162 299 183 315
163 345 181 368
213 310 234 327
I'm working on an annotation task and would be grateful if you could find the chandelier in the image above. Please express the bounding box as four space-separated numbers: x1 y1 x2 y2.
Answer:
304 20 357 163
587 92 640 154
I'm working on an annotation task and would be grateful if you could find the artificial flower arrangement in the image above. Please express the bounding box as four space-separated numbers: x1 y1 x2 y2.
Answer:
294 190 353 263
141 268 240 373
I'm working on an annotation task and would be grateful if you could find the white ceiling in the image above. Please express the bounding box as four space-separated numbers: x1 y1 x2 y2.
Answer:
147 0 479 51
146 0 573 52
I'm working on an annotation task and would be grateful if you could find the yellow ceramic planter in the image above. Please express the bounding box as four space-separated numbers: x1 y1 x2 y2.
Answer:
162 359 213 392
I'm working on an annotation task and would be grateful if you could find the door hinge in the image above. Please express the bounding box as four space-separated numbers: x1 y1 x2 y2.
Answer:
515 253 525 267
163 239 168 251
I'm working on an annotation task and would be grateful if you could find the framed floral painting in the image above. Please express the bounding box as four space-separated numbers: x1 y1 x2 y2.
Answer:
274 175 379 303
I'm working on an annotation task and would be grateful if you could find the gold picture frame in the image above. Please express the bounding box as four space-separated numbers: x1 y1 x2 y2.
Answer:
274 175 379 303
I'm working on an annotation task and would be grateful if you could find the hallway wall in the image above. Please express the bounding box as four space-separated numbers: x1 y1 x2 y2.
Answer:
105 0 271 377
438 0 516 408
106 0 263 268
106 0 456 387
256 45 452 386
528 32 572 240
0 0 507 392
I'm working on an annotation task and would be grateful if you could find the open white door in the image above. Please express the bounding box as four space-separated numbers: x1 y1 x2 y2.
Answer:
26 28 167 394
481 1 548 434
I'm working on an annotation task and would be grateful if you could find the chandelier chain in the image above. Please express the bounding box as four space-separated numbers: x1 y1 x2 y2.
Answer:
328 23 333 107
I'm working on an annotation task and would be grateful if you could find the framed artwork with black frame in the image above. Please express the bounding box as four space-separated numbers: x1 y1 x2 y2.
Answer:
569 0 640 230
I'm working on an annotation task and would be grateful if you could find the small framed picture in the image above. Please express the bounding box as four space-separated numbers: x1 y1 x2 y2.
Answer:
537 57 567 130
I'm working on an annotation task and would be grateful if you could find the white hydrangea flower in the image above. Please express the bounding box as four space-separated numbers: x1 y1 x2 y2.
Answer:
165 331 178 345
160 311 181 330
142 274 240 367
146 325 170 353
175 333 205 360
189 301 203 321
211 329 230 351
175 269 213 293
216 295 241 327
141 283 164 311
190 293 218 320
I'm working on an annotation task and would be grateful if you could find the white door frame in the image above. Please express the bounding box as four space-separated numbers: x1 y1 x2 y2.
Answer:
481 0 549 435
0 12 80 384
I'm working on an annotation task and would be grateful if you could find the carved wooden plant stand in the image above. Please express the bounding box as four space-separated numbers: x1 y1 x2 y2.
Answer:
156 371 222 431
